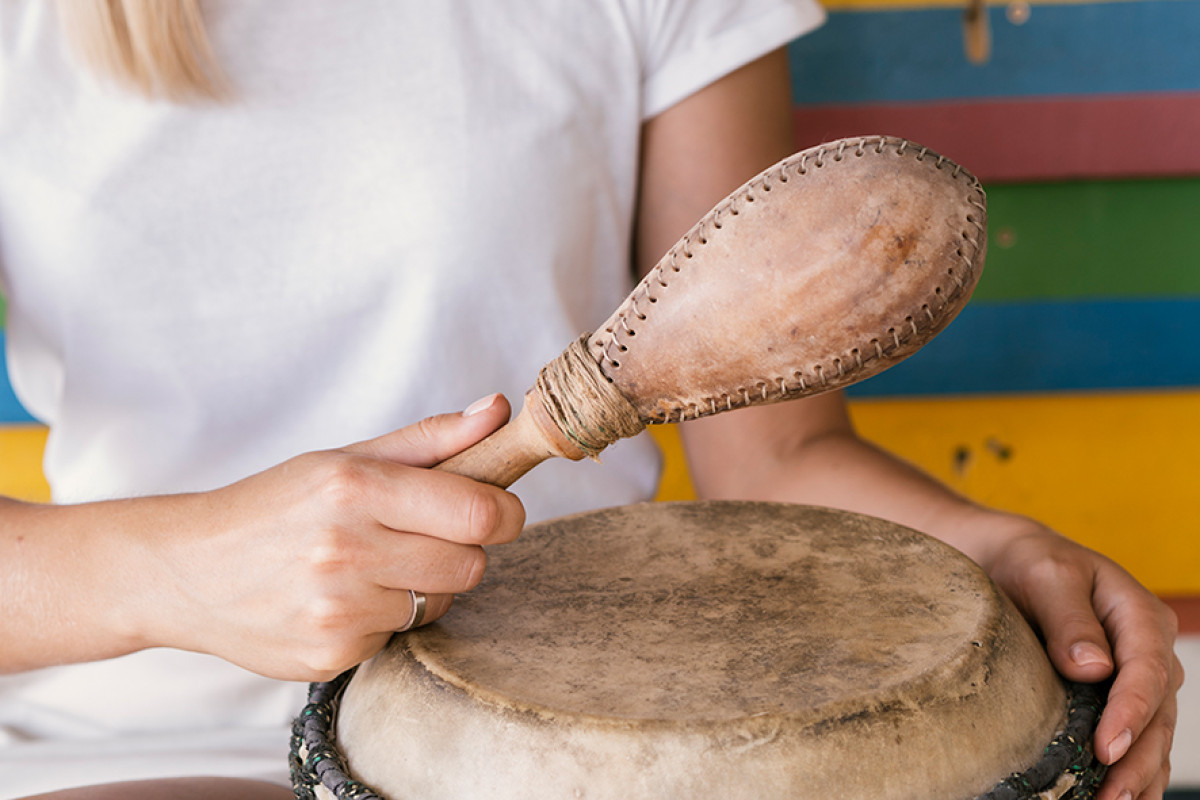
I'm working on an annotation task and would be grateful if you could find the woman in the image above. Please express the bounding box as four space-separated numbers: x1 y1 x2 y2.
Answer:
0 1 1179 798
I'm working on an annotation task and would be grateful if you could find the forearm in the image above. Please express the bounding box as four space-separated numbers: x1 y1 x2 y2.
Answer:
679 396 1039 570
772 430 1038 565
0 494 176 673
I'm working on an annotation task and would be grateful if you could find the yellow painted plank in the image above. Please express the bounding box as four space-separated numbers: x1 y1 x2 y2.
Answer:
650 391 1200 595
0 425 50 503
10 395 1198 594
2 423 702 508
852 391 1200 594
650 426 697 503
1 423 701 506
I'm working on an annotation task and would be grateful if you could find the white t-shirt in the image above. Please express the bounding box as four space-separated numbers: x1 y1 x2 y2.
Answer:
0 0 823 793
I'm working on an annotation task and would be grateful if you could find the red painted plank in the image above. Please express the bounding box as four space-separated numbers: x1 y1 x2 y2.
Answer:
794 92 1200 183
1163 596 1200 635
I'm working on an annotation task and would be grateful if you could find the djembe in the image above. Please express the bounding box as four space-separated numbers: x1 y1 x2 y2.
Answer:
292 503 1105 800
290 137 1104 799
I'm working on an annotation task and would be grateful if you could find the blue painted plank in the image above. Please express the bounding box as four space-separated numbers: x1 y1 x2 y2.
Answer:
0 332 36 423
4 301 1198 418
850 298 1200 397
789 1 1200 105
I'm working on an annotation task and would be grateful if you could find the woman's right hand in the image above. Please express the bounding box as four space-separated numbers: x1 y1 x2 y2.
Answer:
149 392 525 680
0 394 524 680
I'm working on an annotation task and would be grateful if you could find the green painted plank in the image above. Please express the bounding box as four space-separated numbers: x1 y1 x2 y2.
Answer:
0 182 1193 315
976 178 1200 301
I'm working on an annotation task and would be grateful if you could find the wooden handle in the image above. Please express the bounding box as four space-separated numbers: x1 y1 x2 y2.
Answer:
435 390 588 488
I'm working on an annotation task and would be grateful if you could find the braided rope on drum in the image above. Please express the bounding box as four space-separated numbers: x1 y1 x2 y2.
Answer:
290 673 1108 800
290 669 383 800
978 680 1108 800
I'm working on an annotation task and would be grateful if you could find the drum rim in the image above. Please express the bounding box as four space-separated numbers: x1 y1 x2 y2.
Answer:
289 671 1108 800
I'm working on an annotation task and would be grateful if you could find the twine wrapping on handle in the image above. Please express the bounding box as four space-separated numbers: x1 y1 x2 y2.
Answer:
535 335 646 459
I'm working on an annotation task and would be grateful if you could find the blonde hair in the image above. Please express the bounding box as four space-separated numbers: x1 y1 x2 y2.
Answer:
56 0 227 101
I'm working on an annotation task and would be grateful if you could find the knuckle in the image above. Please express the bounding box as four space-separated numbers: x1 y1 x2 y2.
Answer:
302 527 356 573
286 450 324 473
313 456 370 511
463 491 502 543
302 595 352 633
429 594 455 621
1119 685 1159 725
413 415 443 448
1111 757 1155 798
298 613 377 678
1056 608 1101 635
1161 602 1180 639
455 545 488 591
505 493 526 538
1024 554 1088 589
1144 656 1174 698
1160 721 1176 758
301 645 356 680
1131 759 1161 796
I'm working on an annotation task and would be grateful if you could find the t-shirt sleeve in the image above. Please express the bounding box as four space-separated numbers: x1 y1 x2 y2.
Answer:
635 0 825 120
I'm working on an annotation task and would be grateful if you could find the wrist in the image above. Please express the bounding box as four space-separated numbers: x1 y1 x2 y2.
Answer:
923 505 1050 574
98 492 210 657
26 493 202 663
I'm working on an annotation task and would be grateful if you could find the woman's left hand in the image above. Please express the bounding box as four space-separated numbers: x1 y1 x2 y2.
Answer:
980 521 1183 800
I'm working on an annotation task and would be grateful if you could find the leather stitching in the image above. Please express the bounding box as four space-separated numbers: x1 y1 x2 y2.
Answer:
590 135 986 424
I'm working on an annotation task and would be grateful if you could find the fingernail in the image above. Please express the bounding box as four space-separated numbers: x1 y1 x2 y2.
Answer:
1116 791 1132 800
1070 642 1111 668
1107 728 1132 763
463 394 498 417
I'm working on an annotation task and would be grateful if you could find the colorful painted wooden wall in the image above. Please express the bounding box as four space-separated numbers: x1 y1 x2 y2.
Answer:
0 296 49 502
788 0 1200 598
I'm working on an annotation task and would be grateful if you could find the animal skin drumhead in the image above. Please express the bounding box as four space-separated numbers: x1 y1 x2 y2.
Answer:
330 501 1067 800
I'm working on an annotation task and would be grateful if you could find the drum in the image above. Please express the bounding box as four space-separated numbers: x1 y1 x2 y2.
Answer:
291 501 1106 800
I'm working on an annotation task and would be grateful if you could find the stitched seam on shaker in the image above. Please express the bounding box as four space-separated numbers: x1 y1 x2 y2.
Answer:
663 213 984 423
662 189 984 423
591 136 985 421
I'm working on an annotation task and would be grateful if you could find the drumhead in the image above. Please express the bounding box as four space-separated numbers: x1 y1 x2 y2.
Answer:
292 502 1105 800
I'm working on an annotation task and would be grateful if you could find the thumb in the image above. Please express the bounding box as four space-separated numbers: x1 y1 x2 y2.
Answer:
344 393 512 467
1018 562 1114 684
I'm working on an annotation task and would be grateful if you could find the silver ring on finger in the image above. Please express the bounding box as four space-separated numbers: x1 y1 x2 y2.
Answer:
398 589 427 632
